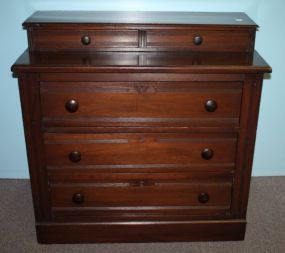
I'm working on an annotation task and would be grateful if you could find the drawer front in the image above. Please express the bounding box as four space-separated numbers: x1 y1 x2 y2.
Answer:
30 30 139 51
44 133 237 167
51 181 232 208
29 28 254 52
41 82 242 127
146 29 252 52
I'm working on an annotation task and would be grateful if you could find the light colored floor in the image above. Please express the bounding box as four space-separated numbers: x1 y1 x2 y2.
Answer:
0 177 284 253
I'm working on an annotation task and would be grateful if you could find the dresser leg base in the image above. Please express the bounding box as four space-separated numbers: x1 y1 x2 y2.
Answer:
36 220 246 243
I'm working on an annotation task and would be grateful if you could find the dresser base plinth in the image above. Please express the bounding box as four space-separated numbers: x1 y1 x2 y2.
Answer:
36 220 246 243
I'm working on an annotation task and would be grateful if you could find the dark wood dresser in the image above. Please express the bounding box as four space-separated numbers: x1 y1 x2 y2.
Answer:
11 11 271 243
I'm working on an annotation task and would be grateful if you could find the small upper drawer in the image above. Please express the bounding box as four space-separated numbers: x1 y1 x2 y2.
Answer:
28 28 255 52
25 12 256 52
29 30 139 51
29 28 254 52
146 29 253 52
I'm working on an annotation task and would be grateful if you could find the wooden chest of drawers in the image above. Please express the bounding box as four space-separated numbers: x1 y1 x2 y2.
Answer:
12 11 271 243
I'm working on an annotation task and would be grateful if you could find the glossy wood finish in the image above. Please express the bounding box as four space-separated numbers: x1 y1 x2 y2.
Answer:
44 133 237 166
12 11 271 243
29 28 254 52
23 11 257 26
50 181 232 215
12 50 270 74
40 81 242 127
145 29 252 52
51 181 231 207
24 12 256 52
31 30 139 51
17 74 51 220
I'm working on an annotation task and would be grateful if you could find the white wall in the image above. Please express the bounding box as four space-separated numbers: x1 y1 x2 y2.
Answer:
0 0 284 178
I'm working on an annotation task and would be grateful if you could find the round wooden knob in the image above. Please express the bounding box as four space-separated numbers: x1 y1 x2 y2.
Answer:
198 193 209 203
193 35 203 45
65 99 79 113
205 99 217 112
69 151 81 163
201 148 214 160
72 193 84 205
81 35 91 45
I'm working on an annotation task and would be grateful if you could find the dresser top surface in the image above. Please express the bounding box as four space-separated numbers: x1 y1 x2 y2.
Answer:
23 11 256 27
12 50 271 74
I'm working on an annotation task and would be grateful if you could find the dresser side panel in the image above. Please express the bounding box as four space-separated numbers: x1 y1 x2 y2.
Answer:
232 74 264 218
17 73 51 221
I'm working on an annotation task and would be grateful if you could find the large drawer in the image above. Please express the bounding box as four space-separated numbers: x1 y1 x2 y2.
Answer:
51 180 232 208
44 133 237 167
40 81 242 127
50 179 232 220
